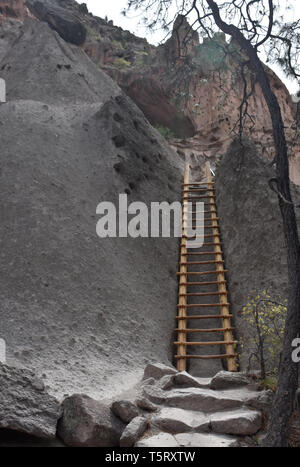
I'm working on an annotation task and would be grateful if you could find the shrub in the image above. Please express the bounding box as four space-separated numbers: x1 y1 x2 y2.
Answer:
113 58 131 69
240 290 287 379
155 125 175 140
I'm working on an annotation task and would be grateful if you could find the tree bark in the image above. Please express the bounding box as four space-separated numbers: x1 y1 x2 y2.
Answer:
206 0 300 446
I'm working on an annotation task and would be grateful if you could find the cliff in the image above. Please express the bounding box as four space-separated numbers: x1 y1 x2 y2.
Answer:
1 1 298 183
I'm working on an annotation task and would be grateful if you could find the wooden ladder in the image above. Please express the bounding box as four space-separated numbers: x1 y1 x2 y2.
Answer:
175 162 238 372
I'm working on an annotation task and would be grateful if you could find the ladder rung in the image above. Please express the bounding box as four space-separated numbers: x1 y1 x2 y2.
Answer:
182 234 220 239
187 242 222 247
175 328 235 333
179 261 224 266
182 182 214 186
184 224 219 229
185 211 217 214
177 303 230 308
183 218 220 222
174 341 237 346
179 291 227 297
181 252 222 256
183 195 216 200
180 281 227 286
177 270 228 276
182 189 214 193
176 314 233 320
175 354 238 360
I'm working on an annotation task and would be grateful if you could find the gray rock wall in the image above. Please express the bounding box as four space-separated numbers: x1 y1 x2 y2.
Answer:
0 19 183 399
215 138 300 371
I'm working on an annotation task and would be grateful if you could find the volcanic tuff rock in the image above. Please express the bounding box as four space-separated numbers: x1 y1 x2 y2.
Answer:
58 394 125 447
0 17 182 399
26 0 87 45
1 0 299 183
0 363 61 439
215 138 300 372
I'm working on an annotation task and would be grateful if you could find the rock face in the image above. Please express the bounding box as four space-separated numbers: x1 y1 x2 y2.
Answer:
58 394 125 447
0 18 182 399
1 1 298 183
0 363 61 439
0 0 28 20
26 0 86 45
215 138 300 372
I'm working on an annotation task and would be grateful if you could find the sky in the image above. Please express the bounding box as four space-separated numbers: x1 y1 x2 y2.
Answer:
76 0 299 94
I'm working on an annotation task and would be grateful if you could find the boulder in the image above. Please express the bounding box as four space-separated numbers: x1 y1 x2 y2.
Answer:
0 363 61 439
135 397 158 413
157 374 175 390
210 409 262 436
210 371 249 390
58 394 125 447
174 372 211 389
111 400 140 424
142 384 167 405
120 416 148 447
247 389 274 413
142 362 178 381
151 407 209 433
26 0 87 45
162 387 246 412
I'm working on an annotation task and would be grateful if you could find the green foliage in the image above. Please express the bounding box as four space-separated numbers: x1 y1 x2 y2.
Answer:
155 125 175 140
113 57 131 69
86 26 101 42
112 40 125 51
240 290 287 379
263 376 278 391
194 37 228 73
135 51 149 67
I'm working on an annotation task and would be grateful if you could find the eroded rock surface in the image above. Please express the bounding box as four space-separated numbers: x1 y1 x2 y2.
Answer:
58 394 125 447
0 363 61 439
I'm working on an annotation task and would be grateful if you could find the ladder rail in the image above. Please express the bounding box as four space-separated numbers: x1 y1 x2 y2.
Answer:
205 162 237 372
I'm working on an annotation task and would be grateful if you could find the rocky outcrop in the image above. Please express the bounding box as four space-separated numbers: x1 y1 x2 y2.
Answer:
58 394 125 447
0 0 28 21
215 138 300 372
0 363 61 439
0 18 182 400
26 0 86 45
1 0 298 182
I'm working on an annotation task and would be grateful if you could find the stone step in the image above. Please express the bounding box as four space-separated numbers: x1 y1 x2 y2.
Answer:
210 408 262 435
142 384 263 412
151 407 210 433
174 372 211 389
175 432 238 447
135 432 238 447
151 407 262 436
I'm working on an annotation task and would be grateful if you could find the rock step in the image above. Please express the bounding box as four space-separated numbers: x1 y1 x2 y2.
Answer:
143 385 263 412
151 407 261 436
135 432 238 447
